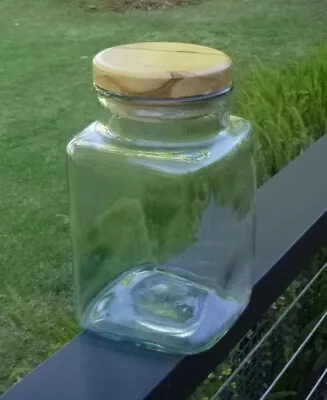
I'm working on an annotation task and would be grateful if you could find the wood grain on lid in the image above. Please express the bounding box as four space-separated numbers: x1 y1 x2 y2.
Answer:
93 42 232 99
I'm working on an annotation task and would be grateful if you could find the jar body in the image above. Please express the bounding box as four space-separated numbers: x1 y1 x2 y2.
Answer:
67 96 256 354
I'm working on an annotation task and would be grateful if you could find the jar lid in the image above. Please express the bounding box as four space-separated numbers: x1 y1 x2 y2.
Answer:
93 42 232 99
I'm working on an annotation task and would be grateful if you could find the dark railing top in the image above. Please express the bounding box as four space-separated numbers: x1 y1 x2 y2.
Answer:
2 134 327 400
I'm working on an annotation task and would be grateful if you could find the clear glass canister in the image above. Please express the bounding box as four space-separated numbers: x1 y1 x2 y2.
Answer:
67 42 256 354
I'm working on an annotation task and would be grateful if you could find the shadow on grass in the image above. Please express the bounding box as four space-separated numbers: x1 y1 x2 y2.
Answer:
79 0 203 12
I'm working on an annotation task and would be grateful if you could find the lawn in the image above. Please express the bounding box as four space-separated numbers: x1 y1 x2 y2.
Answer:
1 0 327 393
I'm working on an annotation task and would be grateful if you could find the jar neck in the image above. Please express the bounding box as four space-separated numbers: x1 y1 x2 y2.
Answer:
95 88 232 147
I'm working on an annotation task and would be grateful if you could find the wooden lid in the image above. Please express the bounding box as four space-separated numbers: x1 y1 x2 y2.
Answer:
93 42 232 99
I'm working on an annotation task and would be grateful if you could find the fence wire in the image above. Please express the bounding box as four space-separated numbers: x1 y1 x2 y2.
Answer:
191 259 327 400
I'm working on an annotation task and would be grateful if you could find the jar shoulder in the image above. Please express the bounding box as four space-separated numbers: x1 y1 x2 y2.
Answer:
67 117 252 171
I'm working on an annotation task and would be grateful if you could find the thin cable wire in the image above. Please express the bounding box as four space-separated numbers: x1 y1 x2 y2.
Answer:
259 310 327 400
304 367 327 400
211 262 327 400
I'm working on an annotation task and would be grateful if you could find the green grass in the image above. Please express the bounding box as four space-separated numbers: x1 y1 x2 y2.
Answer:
237 53 327 183
1 0 327 393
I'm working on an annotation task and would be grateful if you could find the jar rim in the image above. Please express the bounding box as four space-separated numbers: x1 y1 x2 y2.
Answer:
95 84 233 106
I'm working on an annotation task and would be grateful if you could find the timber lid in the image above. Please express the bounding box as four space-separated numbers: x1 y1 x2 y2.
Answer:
93 42 232 99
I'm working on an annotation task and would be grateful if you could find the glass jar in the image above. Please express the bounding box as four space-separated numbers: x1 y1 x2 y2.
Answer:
67 42 256 354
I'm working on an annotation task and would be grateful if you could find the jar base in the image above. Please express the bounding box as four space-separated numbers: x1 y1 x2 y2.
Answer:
82 267 249 354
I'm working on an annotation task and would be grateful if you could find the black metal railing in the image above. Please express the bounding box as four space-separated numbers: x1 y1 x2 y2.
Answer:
2 134 327 400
